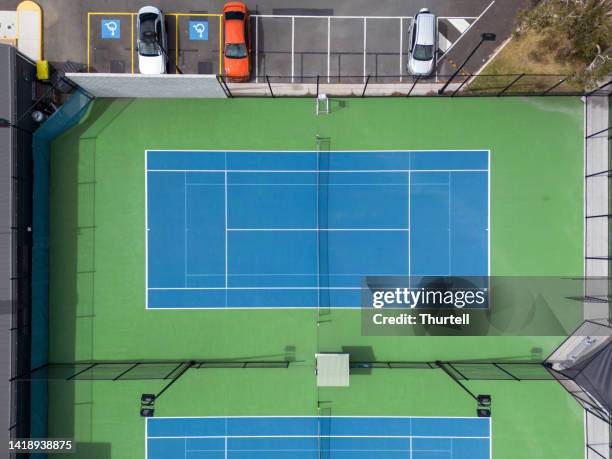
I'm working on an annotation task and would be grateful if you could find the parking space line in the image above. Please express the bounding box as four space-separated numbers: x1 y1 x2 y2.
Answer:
436 1 495 64
399 18 403 82
87 12 136 73
252 15 413 20
327 17 330 83
439 34 452 53
131 14 134 73
448 18 470 32
291 16 295 83
87 12 90 71
435 17 439 82
363 17 366 83
88 11 221 74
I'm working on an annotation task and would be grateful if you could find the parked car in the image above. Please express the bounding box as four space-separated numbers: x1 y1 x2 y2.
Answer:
137 6 167 74
223 2 251 81
407 8 437 76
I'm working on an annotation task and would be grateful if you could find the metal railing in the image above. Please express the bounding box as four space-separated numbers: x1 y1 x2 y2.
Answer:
217 73 585 97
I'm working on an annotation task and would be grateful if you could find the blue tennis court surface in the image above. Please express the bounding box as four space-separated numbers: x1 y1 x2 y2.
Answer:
146 416 491 459
146 150 489 308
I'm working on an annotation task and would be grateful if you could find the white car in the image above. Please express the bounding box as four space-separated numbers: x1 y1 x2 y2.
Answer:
137 6 167 74
407 8 437 76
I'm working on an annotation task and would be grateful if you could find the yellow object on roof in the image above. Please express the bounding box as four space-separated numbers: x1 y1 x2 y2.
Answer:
36 59 48 80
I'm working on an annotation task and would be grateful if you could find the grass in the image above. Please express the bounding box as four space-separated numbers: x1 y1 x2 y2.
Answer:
469 30 585 95
48 97 584 459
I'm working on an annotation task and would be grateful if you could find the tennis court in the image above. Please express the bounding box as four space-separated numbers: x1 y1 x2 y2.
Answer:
46 97 585 459
146 416 491 459
145 150 489 308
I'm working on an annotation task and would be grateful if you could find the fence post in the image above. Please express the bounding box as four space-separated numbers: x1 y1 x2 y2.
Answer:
266 75 275 98
497 74 524 96
216 75 233 98
540 77 567 96
406 75 420 97
586 79 612 96
361 75 371 97
586 126 612 139
316 75 320 99
450 75 471 97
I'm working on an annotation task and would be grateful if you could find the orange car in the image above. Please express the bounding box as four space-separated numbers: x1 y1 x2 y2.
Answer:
223 2 251 81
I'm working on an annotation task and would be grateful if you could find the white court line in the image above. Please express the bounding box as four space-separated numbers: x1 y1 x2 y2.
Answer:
448 18 470 33
147 169 488 173
448 171 452 276
489 417 493 459
187 183 414 186
224 161 228 290
488 150 491 277
146 149 489 152
437 1 495 64
145 413 149 459
144 151 149 309
150 415 488 419
149 435 490 440
408 169 411 282
227 228 410 231
184 172 187 287
315 150 320 308
149 287 362 290
187 272 434 277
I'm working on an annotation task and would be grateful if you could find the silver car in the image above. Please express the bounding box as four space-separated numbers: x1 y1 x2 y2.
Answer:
407 8 437 76
137 6 167 74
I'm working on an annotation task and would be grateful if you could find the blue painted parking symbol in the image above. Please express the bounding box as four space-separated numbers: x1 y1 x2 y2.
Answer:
101 19 121 39
189 20 208 40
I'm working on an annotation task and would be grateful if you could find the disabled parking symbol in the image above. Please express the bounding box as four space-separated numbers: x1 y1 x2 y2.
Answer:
189 20 208 40
101 19 121 39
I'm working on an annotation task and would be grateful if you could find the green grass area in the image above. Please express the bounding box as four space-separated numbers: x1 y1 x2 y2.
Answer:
469 30 584 95
48 97 584 458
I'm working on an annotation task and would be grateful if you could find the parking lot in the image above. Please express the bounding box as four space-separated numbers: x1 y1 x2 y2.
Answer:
252 14 482 83
0 0 520 82
88 12 222 74
87 10 485 82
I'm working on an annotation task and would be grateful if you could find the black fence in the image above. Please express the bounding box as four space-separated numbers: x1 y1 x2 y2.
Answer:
15 359 555 415
12 360 292 381
218 73 588 98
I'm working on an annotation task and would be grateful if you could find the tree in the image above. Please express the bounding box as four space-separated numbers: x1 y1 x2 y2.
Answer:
515 0 612 87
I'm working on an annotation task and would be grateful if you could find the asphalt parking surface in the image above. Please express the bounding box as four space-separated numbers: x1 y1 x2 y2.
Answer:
0 0 528 81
